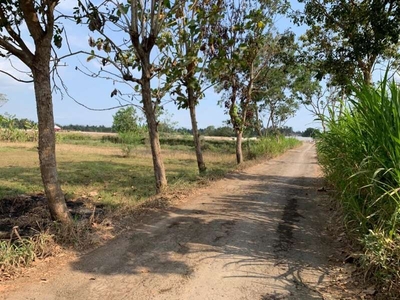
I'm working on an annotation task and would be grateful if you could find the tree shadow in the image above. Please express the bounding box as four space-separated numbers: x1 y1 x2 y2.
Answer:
0 159 233 204
66 171 337 299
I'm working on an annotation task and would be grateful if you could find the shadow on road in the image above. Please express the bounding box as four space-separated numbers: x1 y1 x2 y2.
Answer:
69 169 335 299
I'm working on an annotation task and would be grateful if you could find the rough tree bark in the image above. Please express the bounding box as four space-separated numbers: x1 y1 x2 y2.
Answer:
128 0 168 194
254 106 263 137
32 52 71 223
141 55 167 193
235 130 243 164
187 84 206 174
7 0 73 224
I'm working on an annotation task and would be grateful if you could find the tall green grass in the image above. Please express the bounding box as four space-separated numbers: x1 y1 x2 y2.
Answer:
317 74 400 291
246 136 301 160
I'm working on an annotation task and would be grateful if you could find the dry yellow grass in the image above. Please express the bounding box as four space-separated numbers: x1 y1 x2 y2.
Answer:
0 141 236 207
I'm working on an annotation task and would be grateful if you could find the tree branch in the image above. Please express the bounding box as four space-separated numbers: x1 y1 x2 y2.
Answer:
0 69 33 83
19 0 45 41
0 8 34 65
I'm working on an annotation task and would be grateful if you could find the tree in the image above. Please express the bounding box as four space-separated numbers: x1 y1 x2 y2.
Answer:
0 0 71 223
294 77 341 132
74 0 185 193
209 0 288 163
250 31 301 135
112 106 140 133
164 0 223 173
295 0 400 86
302 127 320 138
157 109 178 134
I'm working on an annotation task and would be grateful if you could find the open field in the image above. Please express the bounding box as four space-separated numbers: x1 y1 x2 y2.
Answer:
0 141 237 207
0 133 302 209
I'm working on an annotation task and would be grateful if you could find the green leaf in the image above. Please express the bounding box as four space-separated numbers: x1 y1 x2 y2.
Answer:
53 34 62 49
163 0 171 9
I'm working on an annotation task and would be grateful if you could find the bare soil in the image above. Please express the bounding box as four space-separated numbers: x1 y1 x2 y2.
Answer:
1 144 363 299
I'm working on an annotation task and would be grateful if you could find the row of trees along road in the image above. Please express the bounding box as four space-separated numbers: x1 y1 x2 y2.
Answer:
2 0 398 224
73 0 308 182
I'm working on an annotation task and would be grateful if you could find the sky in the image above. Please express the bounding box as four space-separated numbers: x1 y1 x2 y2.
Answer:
0 0 319 132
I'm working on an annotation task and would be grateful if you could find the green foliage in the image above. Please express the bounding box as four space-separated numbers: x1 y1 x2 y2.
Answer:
157 110 178 134
361 230 400 288
56 133 90 142
112 107 140 133
317 74 400 290
0 228 54 274
61 124 113 132
111 107 145 157
302 127 320 138
0 114 38 142
295 0 400 85
164 0 223 110
0 239 36 272
209 0 291 134
199 125 235 137
252 31 303 131
118 131 142 157
246 136 301 160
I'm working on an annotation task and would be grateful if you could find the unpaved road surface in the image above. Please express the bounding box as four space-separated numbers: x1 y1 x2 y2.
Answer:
1 144 351 299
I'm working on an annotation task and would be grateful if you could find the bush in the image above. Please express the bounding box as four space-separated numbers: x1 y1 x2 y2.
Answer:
118 132 142 157
317 74 400 292
245 136 301 160
56 133 93 143
101 135 122 144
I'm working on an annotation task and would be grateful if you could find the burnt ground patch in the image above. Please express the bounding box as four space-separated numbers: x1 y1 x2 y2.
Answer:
0 194 105 240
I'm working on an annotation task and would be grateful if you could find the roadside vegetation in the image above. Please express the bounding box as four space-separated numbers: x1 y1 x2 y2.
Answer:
295 0 400 295
0 129 300 276
1 0 399 295
317 76 400 294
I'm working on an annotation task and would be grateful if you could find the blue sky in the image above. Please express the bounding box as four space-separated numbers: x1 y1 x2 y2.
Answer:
0 0 318 131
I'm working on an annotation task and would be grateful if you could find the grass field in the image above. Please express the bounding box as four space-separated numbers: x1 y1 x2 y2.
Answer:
0 141 237 208
0 134 302 209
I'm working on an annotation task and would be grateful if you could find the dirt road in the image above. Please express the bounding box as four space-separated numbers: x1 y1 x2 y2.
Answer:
1 143 349 300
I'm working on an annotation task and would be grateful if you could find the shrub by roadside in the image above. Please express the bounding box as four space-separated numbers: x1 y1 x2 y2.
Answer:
245 135 301 160
317 74 400 295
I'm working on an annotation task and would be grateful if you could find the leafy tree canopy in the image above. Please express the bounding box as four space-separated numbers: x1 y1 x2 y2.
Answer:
112 106 140 133
302 127 320 138
294 0 400 86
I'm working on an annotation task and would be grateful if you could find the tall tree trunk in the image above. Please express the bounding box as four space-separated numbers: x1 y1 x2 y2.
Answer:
362 67 372 85
141 69 167 193
188 87 206 174
32 52 71 224
360 56 375 85
236 130 243 164
254 106 263 137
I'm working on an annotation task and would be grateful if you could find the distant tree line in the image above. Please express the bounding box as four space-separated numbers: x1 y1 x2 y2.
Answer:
0 115 114 133
61 124 113 132
1 114 310 137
